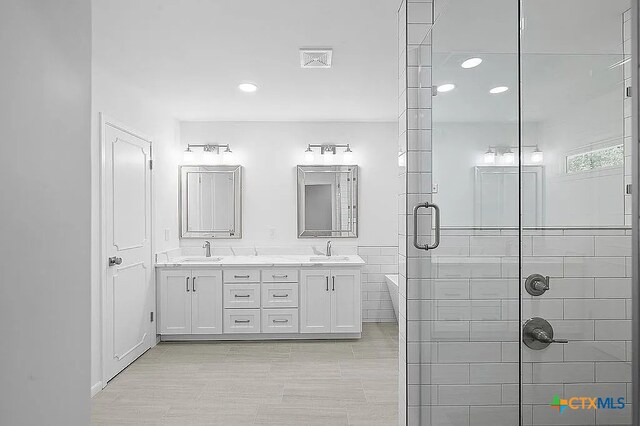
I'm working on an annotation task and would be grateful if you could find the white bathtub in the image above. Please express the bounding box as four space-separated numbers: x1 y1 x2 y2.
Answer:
384 274 399 322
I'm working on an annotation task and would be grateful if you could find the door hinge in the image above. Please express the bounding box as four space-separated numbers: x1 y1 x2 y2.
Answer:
149 159 153 170
150 311 154 322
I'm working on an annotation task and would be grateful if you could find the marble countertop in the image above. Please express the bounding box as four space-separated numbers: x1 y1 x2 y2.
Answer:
155 254 365 268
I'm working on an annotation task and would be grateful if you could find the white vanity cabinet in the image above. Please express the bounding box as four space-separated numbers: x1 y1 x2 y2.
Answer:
158 269 223 335
156 258 363 340
300 269 361 334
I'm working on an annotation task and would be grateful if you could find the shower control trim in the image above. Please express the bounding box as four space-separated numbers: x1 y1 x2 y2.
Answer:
523 317 568 350
525 273 550 296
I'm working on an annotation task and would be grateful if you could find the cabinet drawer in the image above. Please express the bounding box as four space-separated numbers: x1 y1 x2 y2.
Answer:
261 309 299 333
262 283 298 308
224 309 260 333
261 269 299 283
224 283 261 308
224 269 260 283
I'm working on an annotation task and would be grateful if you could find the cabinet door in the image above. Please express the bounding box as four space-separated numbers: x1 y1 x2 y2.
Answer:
299 270 331 333
330 269 361 333
159 269 191 334
191 270 223 335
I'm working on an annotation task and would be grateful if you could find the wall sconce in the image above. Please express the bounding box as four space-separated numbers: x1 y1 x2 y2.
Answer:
304 143 354 164
183 143 234 164
484 148 496 164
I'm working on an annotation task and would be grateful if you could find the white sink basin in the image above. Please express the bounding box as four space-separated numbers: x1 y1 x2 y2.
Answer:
308 256 351 262
176 256 223 263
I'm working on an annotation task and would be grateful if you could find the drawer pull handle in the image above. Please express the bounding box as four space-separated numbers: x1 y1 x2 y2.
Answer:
272 294 289 298
234 294 251 298
234 319 251 323
272 274 288 278
273 319 289 323
234 275 250 278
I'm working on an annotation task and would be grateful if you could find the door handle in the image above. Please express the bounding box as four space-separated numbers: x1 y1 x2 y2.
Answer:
192 277 196 292
108 256 122 267
413 202 440 251
326 276 329 291
186 277 190 292
332 276 335 291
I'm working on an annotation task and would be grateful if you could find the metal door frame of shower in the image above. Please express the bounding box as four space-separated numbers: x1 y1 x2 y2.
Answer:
632 0 640 424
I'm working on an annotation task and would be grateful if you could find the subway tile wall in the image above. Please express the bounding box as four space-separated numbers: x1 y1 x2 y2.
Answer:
358 246 398 322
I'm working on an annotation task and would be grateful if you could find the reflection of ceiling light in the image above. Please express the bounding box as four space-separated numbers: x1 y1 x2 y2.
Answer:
484 149 495 164
461 57 483 69
489 86 509 94
437 83 455 93
531 147 544 163
238 82 258 93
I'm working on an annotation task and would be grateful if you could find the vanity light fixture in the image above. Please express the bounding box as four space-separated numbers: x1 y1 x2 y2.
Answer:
481 145 544 165
304 143 354 164
489 86 509 94
530 146 544 163
461 57 483 69
238 82 258 93
183 143 233 164
437 83 456 93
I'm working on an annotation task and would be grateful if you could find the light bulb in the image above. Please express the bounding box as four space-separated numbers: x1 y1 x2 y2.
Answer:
503 150 515 165
437 83 455 93
489 86 509 94
461 57 482 69
531 148 544 163
203 149 216 164
323 152 335 165
238 82 258 93
484 150 495 164
222 147 233 164
343 148 353 164
304 150 314 164
183 148 195 163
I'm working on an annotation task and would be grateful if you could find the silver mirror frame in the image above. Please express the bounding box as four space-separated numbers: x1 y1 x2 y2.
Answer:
296 165 358 238
179 165 242 239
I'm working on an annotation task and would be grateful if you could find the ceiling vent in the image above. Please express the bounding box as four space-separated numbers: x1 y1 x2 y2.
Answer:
300 49 333 69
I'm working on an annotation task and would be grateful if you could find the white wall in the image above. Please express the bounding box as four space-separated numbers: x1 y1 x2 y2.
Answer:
0 1 92 424
179 121 398 247
90 39 182 391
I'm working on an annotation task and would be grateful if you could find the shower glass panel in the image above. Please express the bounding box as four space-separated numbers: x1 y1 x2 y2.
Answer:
401 0 633 425
520 1 632 425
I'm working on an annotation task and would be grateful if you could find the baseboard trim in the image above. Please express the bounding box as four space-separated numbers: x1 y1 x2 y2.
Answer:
91 381 103 398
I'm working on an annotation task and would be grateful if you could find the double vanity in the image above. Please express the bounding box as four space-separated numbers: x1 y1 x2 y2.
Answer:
156 163 364 340
156 253 364 340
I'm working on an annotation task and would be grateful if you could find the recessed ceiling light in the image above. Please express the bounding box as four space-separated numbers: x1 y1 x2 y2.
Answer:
437 83 456 93
238 82 258 93
489 86 509 94
461 57 483 69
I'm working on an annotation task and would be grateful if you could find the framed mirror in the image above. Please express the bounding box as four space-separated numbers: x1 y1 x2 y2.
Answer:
179 165 242 239
297 165 358 238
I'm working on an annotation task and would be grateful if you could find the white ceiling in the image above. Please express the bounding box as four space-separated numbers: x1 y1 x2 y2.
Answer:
92 0 399 122
93 0 631 123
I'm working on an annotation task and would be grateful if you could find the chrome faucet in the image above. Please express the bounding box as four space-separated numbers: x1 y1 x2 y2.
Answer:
203 241 211 258
326 241 332 257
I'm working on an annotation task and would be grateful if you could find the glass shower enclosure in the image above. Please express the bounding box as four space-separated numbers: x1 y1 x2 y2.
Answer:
398 0 635 424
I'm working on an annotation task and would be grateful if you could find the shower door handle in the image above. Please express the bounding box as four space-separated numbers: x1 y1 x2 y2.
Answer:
413 202 440 251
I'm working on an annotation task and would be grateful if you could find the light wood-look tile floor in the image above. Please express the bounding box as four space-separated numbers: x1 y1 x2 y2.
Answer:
92 323 399 425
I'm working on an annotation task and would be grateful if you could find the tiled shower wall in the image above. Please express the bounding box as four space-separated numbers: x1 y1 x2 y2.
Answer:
427 228 632 426
398 0 433 424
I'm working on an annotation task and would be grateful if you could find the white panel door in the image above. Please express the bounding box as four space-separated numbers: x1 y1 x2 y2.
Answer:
191 270 223 334
299 270 331 333
330 270 361 333
103 121 152 382
159 270 192 335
